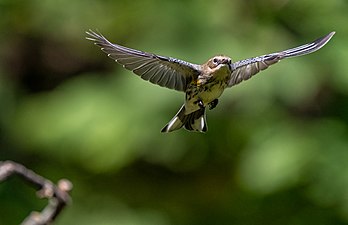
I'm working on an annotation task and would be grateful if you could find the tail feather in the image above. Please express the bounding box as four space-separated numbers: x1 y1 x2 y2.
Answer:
161 105 207 133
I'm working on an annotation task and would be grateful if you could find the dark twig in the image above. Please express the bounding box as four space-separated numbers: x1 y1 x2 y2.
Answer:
0 160 73 225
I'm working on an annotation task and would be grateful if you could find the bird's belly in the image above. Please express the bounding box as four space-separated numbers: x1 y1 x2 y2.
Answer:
185 81 226 113
199 84 225 103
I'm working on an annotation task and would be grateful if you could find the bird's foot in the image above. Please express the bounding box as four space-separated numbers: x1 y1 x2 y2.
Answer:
208 99 219 110
198 100 204 109
194 99 205 109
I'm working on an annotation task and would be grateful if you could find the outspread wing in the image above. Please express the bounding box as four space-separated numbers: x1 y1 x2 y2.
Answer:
86 30 201 92
228 31 335 87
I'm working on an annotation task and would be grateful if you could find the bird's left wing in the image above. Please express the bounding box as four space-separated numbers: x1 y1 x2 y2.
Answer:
228 31 335 87
86 30 201 92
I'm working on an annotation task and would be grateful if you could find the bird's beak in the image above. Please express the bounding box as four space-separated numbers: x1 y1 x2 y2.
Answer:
221 58 229 64
228 63 232 71
221 58 232 71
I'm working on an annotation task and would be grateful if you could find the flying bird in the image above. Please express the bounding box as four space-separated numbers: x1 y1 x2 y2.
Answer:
86 30 335 133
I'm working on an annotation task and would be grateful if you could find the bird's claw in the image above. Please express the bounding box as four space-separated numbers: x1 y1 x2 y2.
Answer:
208 99 219 110
194 99 205 109
198 100 204 109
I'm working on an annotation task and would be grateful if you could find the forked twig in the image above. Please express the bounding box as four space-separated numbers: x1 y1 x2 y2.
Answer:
0 160 73 225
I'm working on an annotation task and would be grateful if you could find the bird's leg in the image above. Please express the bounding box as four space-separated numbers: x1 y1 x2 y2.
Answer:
197 99 204 109
208 99 219 110
194 99 205 109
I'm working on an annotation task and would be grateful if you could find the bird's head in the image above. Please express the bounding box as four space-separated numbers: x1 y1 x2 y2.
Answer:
205 55 232 71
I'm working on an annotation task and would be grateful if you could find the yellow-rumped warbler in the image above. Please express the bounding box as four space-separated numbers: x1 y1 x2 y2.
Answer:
86 30 335 133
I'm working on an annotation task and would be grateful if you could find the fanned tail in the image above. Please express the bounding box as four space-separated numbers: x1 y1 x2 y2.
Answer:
161 105 207 133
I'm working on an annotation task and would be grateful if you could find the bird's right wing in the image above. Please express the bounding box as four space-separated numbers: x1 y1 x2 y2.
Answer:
86 30 201 92
227 31 335 87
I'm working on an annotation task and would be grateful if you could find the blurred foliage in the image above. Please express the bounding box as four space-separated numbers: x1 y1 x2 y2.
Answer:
0 0 348 224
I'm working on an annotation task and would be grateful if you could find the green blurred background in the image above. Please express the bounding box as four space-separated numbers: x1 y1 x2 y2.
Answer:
0 0 348 224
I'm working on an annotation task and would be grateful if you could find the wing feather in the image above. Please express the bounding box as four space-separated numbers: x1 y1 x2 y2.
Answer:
228 31 335 87
86 30 201 92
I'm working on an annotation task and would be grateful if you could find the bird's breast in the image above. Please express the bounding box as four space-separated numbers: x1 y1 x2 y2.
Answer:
185 79 227 113
198 80 227 102
184 66 231 114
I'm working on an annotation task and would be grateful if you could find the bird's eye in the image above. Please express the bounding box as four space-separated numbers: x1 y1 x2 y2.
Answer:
213 58 219 64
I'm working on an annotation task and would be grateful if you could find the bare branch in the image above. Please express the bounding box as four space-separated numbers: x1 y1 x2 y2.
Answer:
0 160 73 225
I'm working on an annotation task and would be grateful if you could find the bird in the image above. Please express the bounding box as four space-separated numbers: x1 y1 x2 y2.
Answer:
86 30 335 133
